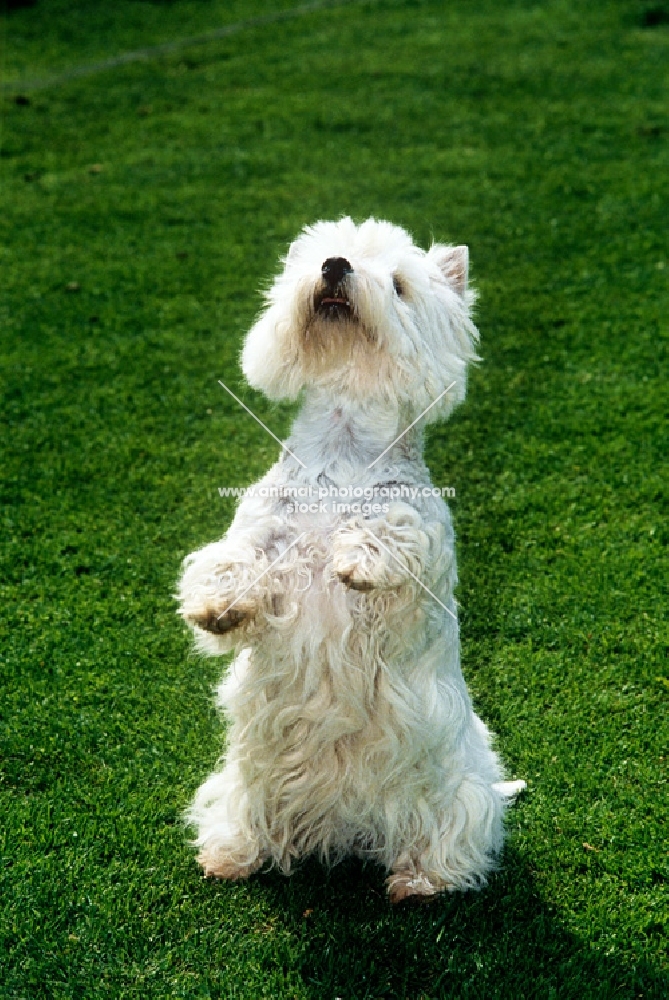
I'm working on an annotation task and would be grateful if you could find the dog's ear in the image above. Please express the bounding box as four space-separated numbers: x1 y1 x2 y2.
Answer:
429 244 469 297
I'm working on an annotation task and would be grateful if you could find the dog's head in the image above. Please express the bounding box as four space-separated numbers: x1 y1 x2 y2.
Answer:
241 217 479 421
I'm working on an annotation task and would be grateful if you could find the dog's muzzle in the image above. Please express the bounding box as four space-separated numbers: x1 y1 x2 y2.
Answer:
314 257 355 320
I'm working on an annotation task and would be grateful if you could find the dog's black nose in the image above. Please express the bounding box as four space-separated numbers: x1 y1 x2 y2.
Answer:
321 257 353 286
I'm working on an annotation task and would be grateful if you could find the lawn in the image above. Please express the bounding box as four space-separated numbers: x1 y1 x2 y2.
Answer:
0 0 667 997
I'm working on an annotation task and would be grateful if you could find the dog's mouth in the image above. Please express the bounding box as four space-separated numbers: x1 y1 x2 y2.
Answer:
314 290 355 321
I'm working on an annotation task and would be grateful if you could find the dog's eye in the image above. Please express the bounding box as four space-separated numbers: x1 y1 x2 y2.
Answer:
392 275 405 297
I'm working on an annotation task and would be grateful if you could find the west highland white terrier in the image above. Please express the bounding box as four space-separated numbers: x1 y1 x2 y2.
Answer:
177 217 524 903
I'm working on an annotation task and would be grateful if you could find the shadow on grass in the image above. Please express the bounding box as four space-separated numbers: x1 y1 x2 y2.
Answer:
251 850 665 1000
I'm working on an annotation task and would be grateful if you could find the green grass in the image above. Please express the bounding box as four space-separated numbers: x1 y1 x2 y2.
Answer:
1 0 667 996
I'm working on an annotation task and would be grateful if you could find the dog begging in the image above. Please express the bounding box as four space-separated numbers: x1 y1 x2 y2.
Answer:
177 217 524 903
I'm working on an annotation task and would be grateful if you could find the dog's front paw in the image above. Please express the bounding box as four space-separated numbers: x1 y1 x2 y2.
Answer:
333 547 379 591
198 846 264 880
332 506 434 593
179 570 261 636
185 605 251 635
180 585 259 635
337 572 376 592
332 529 399 592
178 541 271 637
386 868 445 905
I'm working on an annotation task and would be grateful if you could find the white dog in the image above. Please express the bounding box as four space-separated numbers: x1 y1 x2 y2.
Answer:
177 217 524 903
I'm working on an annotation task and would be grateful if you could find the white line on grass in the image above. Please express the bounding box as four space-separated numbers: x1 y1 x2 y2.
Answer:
2 0 378 93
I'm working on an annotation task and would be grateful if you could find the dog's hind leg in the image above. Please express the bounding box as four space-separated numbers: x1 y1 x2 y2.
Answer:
386 777 508 904
187 761 266 880
386 857 450 905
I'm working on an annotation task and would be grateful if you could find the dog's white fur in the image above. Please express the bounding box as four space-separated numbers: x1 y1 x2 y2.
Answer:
177 217 524 902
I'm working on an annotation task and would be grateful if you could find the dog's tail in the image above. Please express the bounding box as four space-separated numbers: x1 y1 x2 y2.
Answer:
492 779 527 801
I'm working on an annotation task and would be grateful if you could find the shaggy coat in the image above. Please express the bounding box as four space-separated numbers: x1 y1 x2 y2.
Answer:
177 218 523 902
